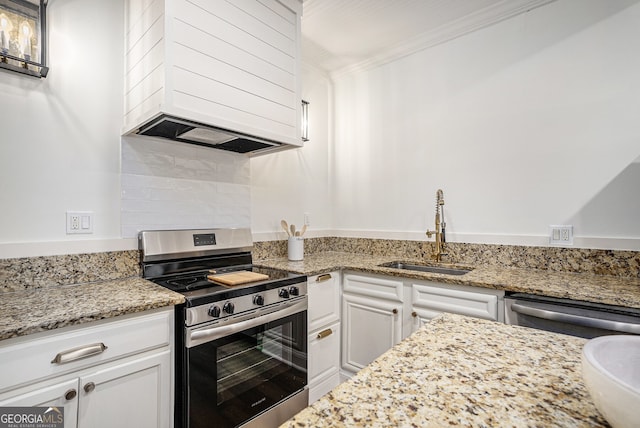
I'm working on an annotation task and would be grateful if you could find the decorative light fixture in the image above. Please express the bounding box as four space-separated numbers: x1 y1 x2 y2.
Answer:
0 0 48 78
301 99 309 142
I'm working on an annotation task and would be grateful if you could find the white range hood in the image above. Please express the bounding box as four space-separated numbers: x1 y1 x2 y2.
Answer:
123 0 303 156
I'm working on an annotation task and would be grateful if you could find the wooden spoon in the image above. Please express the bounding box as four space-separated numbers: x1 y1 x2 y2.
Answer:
281 220 290 236
290 224 296 237
299 224 307 236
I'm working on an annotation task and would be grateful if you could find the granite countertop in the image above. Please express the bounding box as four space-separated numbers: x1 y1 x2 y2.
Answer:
256 252 640 309
282 313 608 428
0 277 184 341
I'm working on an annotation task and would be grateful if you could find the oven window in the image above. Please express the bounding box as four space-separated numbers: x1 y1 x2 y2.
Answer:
188 311 307 428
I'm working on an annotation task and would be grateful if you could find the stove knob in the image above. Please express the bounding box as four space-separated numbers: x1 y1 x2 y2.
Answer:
253 295 264 306
279 288 290 299
289 286 300 296
208 305 221 318
223 302 235 314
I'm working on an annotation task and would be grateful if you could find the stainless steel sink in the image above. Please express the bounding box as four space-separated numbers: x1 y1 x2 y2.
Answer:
379 261 473 276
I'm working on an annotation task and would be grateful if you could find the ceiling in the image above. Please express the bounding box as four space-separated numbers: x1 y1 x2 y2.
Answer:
301 0 557 76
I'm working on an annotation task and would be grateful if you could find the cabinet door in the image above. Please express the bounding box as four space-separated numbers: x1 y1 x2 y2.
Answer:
341 294 402 373
78 350 171 428
0 378 79 428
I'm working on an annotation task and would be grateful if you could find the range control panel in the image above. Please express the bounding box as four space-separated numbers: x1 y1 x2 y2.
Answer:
185 282 307 327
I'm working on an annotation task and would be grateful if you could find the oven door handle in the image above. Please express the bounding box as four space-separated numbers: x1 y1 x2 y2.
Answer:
510 302 640 335
187 299 307 347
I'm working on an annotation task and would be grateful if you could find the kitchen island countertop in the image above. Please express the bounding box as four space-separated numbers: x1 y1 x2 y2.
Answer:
281 313 608 427
256 251 640 309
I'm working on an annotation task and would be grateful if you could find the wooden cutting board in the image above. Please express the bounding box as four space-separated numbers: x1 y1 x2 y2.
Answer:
207 270 269 286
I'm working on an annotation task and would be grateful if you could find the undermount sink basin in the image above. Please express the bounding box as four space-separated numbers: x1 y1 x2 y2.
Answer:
582 335 640 428
379 261 473 276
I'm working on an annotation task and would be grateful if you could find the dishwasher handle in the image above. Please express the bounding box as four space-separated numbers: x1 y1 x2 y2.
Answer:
510 302 640 335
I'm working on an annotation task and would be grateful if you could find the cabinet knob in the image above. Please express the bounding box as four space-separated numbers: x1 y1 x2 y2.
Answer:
316 274 332 283
64 389 77 401
317 328 333 339
412 311 417 318
392 308 398 314
84 382 96 393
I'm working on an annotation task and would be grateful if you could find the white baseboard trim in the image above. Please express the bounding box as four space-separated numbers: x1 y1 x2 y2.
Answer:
0 238 139 259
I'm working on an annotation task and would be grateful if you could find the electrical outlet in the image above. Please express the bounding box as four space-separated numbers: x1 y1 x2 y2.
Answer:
67 211 94 234
549 225 573 246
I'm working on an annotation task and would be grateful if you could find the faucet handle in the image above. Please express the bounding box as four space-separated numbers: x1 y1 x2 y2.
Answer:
426 230 435 238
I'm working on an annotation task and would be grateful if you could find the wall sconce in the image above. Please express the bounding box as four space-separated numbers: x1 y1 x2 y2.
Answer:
301 99 309 142
0 0 48 78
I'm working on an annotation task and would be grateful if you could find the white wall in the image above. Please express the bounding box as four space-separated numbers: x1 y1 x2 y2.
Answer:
2 0 638 257
251 64 333 241
0 0 255 258
0 0 127 257
331 0 640 250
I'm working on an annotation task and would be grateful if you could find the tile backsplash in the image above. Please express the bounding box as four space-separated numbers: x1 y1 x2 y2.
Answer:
120 136 251 238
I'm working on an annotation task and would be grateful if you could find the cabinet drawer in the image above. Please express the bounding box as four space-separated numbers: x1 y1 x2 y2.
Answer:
0 308 173 392
343 273 404 302
412 283 499 321
308 321 340 385
308 272 340 332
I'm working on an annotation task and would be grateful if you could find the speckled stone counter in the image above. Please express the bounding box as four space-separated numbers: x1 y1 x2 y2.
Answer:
0 250 140 292
281 313 607 428
255 252 640 309
0 277 184 340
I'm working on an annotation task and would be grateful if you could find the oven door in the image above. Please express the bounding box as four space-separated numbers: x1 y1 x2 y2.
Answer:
185 299 307 428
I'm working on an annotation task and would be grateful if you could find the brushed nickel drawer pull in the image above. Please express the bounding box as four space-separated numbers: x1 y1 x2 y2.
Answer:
64 389 77 401
316 274 332 283
51 343 108 365
317 328 333 339
84 382 96 393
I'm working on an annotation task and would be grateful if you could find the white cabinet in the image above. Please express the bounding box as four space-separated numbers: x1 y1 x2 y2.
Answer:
0 308 174 428
77 350 170 428
341 274 404 375
0 379 79 428
410 282 503 334
307 272 341 404
124 0 303 148
341 272 504 377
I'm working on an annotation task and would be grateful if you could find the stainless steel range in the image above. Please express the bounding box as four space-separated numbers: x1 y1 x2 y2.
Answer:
140 228 308 428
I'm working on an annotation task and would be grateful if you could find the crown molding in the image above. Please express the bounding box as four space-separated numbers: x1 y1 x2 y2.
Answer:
330 0 556 79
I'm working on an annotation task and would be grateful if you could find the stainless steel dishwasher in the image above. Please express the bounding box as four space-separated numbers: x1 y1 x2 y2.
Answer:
505 293 640 339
